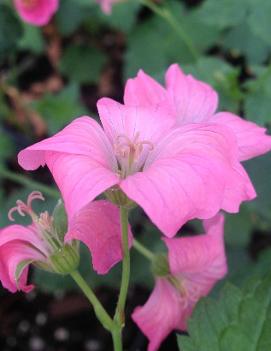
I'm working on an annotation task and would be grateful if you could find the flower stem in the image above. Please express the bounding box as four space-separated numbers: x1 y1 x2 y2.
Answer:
133 238 155 261
113 206 131 350
140 0 199 61
0 166 59 198
70 270 114 331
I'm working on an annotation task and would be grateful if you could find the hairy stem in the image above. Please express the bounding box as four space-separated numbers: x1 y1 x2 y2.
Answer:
140 0 199 60
70 270 114 331
113 206 131 350
133 238 155 261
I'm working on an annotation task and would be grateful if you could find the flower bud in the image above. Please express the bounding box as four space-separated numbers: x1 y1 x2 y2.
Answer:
50 243 80 275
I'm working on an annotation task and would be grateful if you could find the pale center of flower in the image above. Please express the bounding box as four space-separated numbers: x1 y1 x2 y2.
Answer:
21 0 38 9
114 132 153 178
8 191 62 256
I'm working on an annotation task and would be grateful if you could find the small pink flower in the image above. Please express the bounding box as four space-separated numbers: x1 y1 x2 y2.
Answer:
124 64 271 162
0 192 131 293
18 96 255 237
96 0 120 14
132 214 227 351
13 0 59 26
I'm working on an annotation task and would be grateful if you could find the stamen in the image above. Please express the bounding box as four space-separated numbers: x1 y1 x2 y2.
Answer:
8 191 45 222
114 132 154 177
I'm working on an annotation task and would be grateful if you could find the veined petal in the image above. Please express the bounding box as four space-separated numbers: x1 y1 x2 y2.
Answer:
18 116 117 171
121 124 255 237
213 112 271 161
45 153 119 219
0 224 48 256
132 279 183 351
165 64 218 124
0 240 44 293
124 69 167 108
164 214 226 275
65 200 133 274
97 98 174 145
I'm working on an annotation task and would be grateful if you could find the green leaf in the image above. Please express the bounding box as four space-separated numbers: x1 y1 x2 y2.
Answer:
223 23 270 64
244 65 271 126
224 206 253 247
124 1 219 79
196 0 248 29
56 0 88 36
0 4 23 60
60 45 106 84
31 84 87 134
248 0 271 46
177 273 271 351
19 23 44 54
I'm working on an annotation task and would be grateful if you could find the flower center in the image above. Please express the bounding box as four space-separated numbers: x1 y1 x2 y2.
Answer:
114 132 153 178
8 191 62 255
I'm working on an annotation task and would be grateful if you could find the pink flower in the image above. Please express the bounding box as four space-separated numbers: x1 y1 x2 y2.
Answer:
0 192 131 293
96 0 120 14
124 64 271 162
18 97 255 237
132 214 227 351
13 0 59 26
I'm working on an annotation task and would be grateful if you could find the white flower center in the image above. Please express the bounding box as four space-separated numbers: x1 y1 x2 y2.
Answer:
114 132 153 178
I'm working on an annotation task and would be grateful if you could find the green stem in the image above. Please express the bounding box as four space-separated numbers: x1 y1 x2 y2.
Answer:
0 167 59 198
133 238 155 261
112 327 122 351
70 270 114 331
113 206 131 350
140 0 199 60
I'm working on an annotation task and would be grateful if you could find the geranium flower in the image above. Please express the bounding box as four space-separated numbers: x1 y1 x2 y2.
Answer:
124 64 271 162
0 191 131 293
13 0 59 26
132 214 227 351
96 0 121 14
18 97 255 237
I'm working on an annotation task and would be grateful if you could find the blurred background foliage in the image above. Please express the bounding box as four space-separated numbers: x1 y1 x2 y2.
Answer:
0 0 271 349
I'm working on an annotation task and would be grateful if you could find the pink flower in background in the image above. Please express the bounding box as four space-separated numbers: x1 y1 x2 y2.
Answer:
0 192 130 293
132 214 227 351
96 0 120 14
124 64 271 162
13 0 59 26
18 97 255 237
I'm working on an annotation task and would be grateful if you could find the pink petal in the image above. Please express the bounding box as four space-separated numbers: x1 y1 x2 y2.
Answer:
65 200 133 274
0 240 44 293
120 124 255 237
124 70 167 108
18 116 117 171
14 0 59 26
163 214 227 330
132 279 183 351
97 98 174 146
164 214 226 276
0 224 48 256
212 112 271 161
165 64 218 124
45 152 119 219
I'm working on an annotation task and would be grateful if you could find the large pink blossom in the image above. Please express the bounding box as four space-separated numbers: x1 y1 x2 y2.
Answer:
13 0 59 26
124 64 271 162
0 192 131 293
132 214 227 351
18 96 255 237
96 0 120 14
